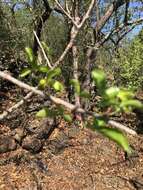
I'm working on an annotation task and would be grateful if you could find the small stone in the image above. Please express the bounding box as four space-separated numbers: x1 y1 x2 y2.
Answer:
82 138 89 145
0 136 17 153
22 136 43 153
13 128 26 144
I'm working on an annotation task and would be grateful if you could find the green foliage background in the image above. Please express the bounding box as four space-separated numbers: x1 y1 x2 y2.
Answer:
112 29 143 90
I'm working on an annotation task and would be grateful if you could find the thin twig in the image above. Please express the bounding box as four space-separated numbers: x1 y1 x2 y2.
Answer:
94 17 143 49
0 91 33 120
78 0 95 29
108 120 137 136
54 0 78 28
33 31 53 69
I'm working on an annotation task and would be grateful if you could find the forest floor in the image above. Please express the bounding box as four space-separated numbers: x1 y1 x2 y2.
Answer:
0 87 143 190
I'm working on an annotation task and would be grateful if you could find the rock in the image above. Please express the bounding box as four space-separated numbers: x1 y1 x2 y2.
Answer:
22 136 43 153
0 136 17 153
36 124 54 140
13 128 26 144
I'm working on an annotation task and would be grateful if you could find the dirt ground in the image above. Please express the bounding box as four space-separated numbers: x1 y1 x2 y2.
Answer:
0 122 143 190
0 90 143 190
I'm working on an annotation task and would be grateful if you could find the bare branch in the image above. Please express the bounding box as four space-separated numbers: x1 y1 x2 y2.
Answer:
0 91 33 120
54 30 77 67
94 17 143 48
108 120 137 136
55 0 95 66
0 71 45 97
54 0 78 28
78 0 96 28
94 0 126 36
33 31 53 69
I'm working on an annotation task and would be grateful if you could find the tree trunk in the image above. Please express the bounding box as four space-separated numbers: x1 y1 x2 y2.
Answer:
32 0 52 56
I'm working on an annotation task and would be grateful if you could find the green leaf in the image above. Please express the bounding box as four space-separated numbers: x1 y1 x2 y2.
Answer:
53 81 64 92
47 68 61 81
36 108 58 118
39 79 47 89
70 79 80 94
25 47 35 64
105 87 119 99
96 127 132 154
41 42 53 59
94 118 106 128
120 100 143 110
20 68 31 77
104 87 120 108
91 69 106 93
117 90 134 101
63 114 72 122
80 91 90 99
36 108 49 118
38 66 49 73
41 42 50 53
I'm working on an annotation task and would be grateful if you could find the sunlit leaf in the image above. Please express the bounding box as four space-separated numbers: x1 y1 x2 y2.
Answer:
53 81 64 92
117 90 134 101
36 108 49 118
36 108 58 118
20 68 31 77
91 69 106 93
120 100 143 110
70 79 80 94
94 118 106 128
25 47 35 64
39 78 47 88
105 87 119 99
47 68 61 81
96 127 132 154
38 66 49 73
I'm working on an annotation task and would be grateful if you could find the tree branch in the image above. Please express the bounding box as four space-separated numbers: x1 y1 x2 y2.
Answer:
0 91 33 120
94 0 126 36
54 0 95 66
33 31 53 69
0 71 137 136
54 0 79 28
94 17 143 48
